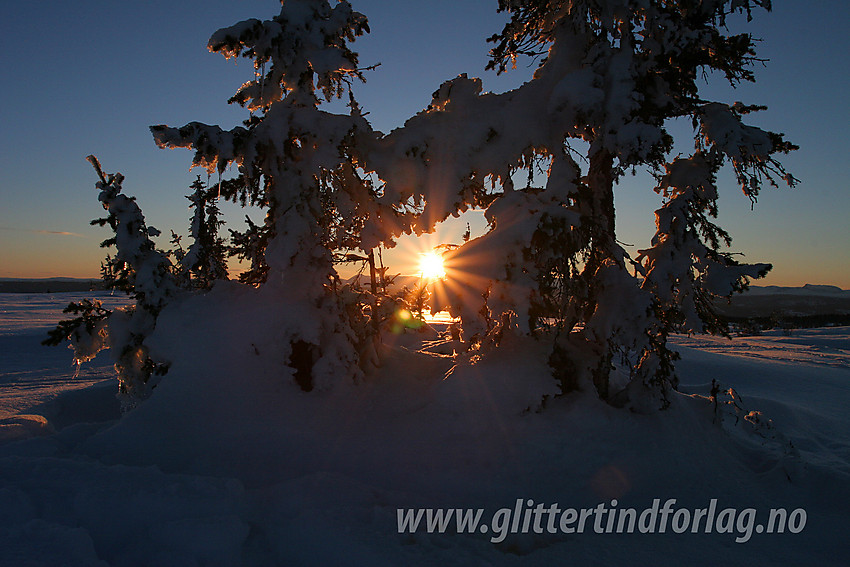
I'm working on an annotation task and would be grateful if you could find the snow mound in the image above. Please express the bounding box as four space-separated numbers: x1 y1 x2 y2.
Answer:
0 415 54 444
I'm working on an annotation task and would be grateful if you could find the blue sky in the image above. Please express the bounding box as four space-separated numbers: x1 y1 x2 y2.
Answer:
1 1 847 287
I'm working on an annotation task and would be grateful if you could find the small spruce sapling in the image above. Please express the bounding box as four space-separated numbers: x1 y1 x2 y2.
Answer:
182 176 229 289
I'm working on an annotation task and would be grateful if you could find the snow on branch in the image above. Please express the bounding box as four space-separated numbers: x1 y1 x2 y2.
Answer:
208 0 369 109
637 153 771 335
696 102 798 202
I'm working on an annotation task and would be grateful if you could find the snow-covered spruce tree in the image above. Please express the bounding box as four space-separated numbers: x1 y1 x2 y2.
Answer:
150 0 393 388
89 156 178 407
44 156 177 408
182 176 229 289
358 0 795 408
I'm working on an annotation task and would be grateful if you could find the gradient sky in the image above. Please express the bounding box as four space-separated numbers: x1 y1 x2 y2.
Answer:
1 1 847 287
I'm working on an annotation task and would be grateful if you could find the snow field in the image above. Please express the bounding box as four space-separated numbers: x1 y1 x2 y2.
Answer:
1 292 848 565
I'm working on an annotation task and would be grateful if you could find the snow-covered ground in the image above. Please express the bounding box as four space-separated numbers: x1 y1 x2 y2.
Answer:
0 294 129 431
1 292 848 565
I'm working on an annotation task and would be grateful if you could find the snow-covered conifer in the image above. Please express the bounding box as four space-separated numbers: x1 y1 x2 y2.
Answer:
150 0 380 388
182 176 229 289
358 0 796 407
87 155 177 407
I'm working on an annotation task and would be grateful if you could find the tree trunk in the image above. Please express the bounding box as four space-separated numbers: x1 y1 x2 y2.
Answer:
581 148 618 399
367 249 381 336
587 148 616 259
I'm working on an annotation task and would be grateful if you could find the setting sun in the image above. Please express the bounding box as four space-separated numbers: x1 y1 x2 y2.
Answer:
419 251 446 280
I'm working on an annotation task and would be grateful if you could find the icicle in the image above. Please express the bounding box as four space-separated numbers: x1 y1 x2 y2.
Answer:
250 64 261 117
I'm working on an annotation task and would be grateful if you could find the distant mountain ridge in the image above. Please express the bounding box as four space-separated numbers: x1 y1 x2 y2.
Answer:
746 284 848 296
717 284 850 321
